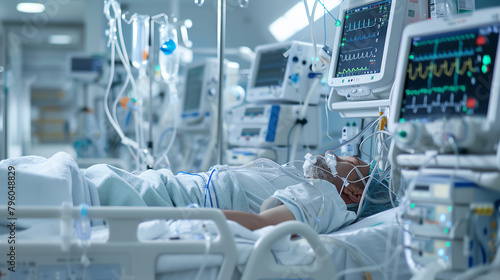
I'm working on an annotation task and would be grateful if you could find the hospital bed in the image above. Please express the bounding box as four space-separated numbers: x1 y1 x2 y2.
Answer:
0 205 410 280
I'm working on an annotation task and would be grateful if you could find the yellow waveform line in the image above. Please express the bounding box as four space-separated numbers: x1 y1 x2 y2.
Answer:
407 58 474 81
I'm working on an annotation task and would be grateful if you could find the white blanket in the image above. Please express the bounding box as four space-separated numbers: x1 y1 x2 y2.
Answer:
0 152 100 227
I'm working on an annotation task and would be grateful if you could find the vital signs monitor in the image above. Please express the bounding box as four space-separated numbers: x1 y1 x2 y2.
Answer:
69 54 104 82
328 0 427 116
181 58 239 128
388 9 500 276
246 41 322 104
182 62 209 124
389 8 500 155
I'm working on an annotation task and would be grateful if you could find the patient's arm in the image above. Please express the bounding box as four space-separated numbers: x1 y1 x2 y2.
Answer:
222 205 295 231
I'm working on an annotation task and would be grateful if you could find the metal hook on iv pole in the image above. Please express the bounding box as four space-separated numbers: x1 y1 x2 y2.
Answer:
151 13 169 25
104 0 122 21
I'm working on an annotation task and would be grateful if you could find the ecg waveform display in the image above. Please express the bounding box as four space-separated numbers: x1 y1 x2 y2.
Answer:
399 24 500 123
335 0 391 78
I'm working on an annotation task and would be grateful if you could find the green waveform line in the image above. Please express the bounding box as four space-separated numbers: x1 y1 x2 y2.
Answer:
405 85 466 95
337 66 369 74
414 33 476 47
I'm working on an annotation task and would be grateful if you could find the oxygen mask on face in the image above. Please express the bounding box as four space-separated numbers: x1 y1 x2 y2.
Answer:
324 151 338 177
303 153 319 176
303 153 338 181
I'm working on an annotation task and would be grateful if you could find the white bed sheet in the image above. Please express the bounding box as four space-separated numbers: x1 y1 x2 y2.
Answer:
150 207 411 280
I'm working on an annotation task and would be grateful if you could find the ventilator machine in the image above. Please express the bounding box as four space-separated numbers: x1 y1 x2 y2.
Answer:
226 40 327 165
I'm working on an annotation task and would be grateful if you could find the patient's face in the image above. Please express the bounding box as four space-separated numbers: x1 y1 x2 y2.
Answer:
337 156 369 182
309 154 369 193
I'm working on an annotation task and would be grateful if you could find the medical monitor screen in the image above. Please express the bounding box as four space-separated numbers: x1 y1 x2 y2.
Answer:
399 24 500 123
184 65 205 113
71 57 103 72
334 0 391 78
253 47 288 87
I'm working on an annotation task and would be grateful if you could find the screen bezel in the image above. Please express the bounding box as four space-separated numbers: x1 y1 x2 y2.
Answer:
388 10 500 133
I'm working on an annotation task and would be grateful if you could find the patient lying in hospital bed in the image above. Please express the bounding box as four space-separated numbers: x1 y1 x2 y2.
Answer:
0 150 390 235
0 151 403 280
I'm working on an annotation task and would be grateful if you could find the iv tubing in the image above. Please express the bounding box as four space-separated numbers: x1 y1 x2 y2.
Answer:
359 130 392 159
111 45 144 165
103 34 136 149
116 11 146 161
326 116 382 154
114 26 149 168
103 19 141 167
103 1 148 168
356 160 379 215
134 111 142 169
115 39 144 152
303 0 320 71
113 41 142 153
251 158 311 184
202 101 219 171
288 77 321 162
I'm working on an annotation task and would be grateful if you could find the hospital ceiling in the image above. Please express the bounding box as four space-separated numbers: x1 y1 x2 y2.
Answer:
0 0 304 51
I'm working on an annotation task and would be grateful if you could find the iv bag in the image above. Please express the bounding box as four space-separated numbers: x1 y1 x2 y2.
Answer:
159 24 179 82
131 14 150 70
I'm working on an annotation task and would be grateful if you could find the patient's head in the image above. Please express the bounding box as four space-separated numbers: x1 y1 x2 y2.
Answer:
304 152 369 204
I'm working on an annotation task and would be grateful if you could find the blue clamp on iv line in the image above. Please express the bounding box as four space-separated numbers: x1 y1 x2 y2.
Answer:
160 39 176 55
75 204 91 241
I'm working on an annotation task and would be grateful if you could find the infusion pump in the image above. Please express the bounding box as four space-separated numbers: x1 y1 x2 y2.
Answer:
227 104 320 148
403 174 500 274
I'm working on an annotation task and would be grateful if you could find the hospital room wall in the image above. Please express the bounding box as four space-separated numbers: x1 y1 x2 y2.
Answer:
3 24 30 159
0 0 106 159
2 22 86 158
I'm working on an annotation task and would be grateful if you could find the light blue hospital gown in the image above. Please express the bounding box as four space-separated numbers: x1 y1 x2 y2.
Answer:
83 161 303 214
261 181 357 233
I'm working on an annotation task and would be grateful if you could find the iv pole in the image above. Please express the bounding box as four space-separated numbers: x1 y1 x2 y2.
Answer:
216 0 226 164
147 16 155 168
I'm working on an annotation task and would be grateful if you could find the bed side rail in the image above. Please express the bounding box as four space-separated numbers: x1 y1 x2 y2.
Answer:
0 206 237 280
241 221 335 280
